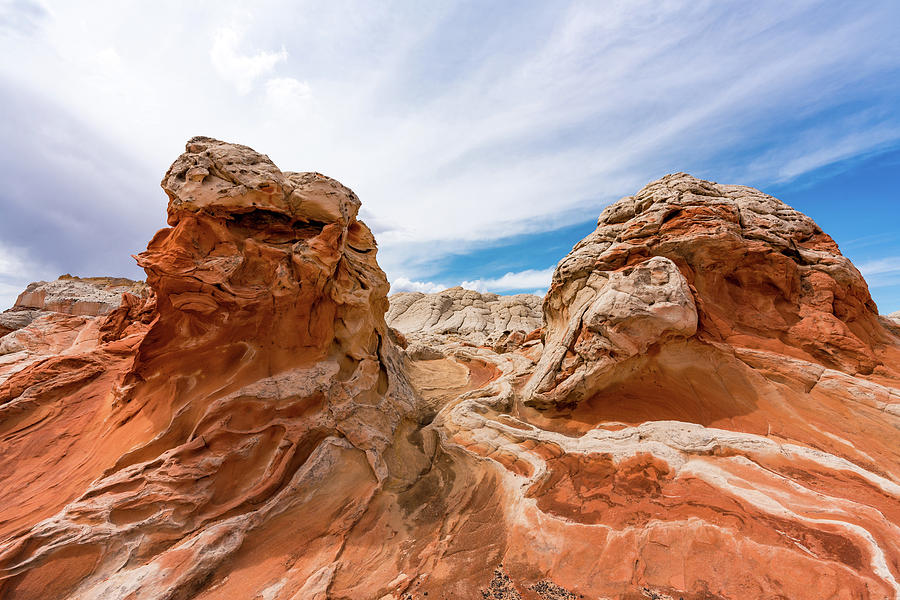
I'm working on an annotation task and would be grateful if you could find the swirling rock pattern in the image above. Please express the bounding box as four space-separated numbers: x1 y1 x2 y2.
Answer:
0 137 419 599
0 151 898 600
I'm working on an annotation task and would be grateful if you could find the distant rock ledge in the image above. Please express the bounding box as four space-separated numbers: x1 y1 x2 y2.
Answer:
386 286 542 348
0 275 147 339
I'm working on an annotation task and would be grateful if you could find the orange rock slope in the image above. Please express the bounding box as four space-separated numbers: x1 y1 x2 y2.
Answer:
1 141 898 600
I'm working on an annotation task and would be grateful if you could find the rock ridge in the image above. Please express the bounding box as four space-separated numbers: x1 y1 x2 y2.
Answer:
387 285 542 348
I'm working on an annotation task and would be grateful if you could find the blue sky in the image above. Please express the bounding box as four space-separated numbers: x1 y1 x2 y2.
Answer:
0 0 898 312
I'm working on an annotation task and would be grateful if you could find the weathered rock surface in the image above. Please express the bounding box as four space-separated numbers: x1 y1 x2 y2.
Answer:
397 174 900 598
0 137 420 599
10 275 148 316
528 172 889 410
2 154 899 600
387 286 542 347
0 309 43 338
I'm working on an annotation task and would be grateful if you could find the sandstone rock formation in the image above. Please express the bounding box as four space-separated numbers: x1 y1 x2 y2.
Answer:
0 276 150 378
0 275 147 342
527 172 892 408
396 174 900 598
387 286 542 348
10 275 147 316
0 137 419 599
1 148 899 600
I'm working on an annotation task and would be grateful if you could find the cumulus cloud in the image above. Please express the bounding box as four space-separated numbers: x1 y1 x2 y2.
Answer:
390 277 448 294
210 26 287 93
461 268 554 294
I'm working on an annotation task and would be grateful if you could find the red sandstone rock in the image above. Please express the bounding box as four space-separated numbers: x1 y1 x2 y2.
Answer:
0 137 419 599
1 153 898 600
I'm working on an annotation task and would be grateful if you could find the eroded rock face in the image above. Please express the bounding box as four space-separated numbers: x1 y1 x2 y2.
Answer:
453 174 900 599
0 276 149 359
387 286 542 347
527 255 697 408
396 175 900 598
10 275 148 316
2 160 899 600
0 137 419 599
528 173 889 409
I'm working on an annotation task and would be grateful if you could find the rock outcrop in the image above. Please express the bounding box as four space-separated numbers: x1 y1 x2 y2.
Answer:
527 172 891 408
2 152 899 600
10 275 147 316
0 137 420 599
0 275 147 343
440 174 900 599
387 286 542 347
399 174 900 598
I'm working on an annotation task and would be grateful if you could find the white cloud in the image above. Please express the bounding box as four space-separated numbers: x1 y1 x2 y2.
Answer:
390 267 553 295
0 0 49 35
390 277 448 294
858 257 900 288
0 245 29 279
210 26 287 94
0 1 898 295
0 282 24 312
461 268 554 294
265 77 311 110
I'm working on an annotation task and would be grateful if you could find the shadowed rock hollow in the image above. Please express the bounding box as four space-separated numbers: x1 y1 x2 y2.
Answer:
1 142 899 600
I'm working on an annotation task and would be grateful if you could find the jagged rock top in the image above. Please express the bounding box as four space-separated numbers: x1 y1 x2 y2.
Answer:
387 286 542 346
162 136 362 227
554 172 843 287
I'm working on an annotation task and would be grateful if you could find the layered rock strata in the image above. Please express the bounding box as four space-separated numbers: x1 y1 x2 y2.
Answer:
387 287 542 348
401 174 900 598
0 275 148 344
0 137 420 599
10 275 147 316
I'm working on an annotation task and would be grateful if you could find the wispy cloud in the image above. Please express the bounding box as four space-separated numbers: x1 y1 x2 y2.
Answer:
389 267 552 296
0 1 898 297
0 240 54 310
858 257 900 289
0 0 49 36
265 77 311 109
